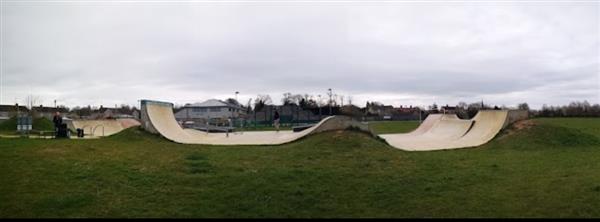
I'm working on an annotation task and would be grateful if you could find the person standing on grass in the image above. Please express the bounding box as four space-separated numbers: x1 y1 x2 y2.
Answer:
273 110 280 133
52 112 62 135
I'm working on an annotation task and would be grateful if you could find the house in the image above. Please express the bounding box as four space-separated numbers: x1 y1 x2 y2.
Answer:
392 105 421 121
441 104 458 114
31 105 69 120
0 104 29 122
96 106 139 119
367 104 395 117
174 99 244 124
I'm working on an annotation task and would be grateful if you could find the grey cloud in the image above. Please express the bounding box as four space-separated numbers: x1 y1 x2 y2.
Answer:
1 2 598 109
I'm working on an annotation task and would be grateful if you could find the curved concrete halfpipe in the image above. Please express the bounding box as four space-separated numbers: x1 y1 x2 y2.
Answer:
140 99 370 145
379 110 510 151
68 119 141 137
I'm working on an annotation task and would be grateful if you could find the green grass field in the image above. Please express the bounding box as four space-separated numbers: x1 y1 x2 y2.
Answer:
1 118 600 218
368 120 421 134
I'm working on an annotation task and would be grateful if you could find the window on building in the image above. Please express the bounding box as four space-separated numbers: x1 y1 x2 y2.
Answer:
210 107 221 112
192 108 207 112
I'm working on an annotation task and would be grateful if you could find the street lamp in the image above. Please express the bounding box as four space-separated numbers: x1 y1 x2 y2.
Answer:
232 91 239 129
328 88 332 115
317 94 322 120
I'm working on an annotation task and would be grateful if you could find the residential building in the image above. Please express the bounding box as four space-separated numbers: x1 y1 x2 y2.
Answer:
174 99 244 124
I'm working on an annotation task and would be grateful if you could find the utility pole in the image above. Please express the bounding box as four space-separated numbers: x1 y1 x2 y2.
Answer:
328 88 332 115
234 91 239 130
318 94 322 120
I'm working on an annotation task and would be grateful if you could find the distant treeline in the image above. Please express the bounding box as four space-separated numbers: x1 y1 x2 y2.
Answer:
530 101 600 118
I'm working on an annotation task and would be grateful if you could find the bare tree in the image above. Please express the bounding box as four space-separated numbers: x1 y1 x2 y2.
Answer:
517 103 530 111
254 94 272 111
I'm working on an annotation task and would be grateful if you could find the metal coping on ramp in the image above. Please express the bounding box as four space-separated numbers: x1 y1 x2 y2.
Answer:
140 99 371 145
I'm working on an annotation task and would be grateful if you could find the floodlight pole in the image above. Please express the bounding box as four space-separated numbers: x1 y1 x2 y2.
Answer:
318 95 322 120
328 88 332 116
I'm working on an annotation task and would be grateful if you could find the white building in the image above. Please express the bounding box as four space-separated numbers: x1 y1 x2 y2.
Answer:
174 99 243 122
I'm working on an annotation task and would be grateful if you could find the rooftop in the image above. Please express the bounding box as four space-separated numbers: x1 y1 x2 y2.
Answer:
187 99 241 109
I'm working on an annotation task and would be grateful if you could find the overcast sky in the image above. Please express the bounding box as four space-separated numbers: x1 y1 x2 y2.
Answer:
1 0 598 109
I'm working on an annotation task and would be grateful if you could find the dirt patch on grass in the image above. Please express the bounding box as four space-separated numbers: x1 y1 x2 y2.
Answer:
513 119 536 131
497 119 536 140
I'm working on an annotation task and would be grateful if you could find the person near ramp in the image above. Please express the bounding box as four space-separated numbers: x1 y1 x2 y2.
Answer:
53 112 62 134
53 112 68 138
273 110 281 133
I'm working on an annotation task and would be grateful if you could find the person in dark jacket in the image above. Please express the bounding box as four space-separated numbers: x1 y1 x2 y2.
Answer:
273 110 280 133
52 112 62 135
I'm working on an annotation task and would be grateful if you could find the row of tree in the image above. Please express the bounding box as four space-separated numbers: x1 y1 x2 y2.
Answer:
250 93 600 118
535 101 600 117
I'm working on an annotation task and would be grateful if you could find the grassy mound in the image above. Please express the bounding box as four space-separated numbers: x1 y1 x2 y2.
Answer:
0 117 55 134
494 118 600 149
0 117 18 132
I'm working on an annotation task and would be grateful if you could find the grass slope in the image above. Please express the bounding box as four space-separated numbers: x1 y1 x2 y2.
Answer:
0 117 54 134
369 120 421 134
0 118 600 218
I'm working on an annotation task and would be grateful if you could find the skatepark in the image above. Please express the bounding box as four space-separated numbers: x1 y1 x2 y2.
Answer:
139 99 528 151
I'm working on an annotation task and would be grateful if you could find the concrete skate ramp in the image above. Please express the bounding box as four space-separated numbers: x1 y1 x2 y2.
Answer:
403 114 443 137
69 119 140 137
379 110 508 151
141 99 369 145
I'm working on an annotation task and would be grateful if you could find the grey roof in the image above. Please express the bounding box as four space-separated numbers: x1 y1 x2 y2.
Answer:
187 99 240 109
0 105 29 112
188 99 228 107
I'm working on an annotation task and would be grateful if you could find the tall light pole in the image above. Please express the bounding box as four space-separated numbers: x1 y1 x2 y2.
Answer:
327 88 332 115
318 94 322 120
234 91 239 129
